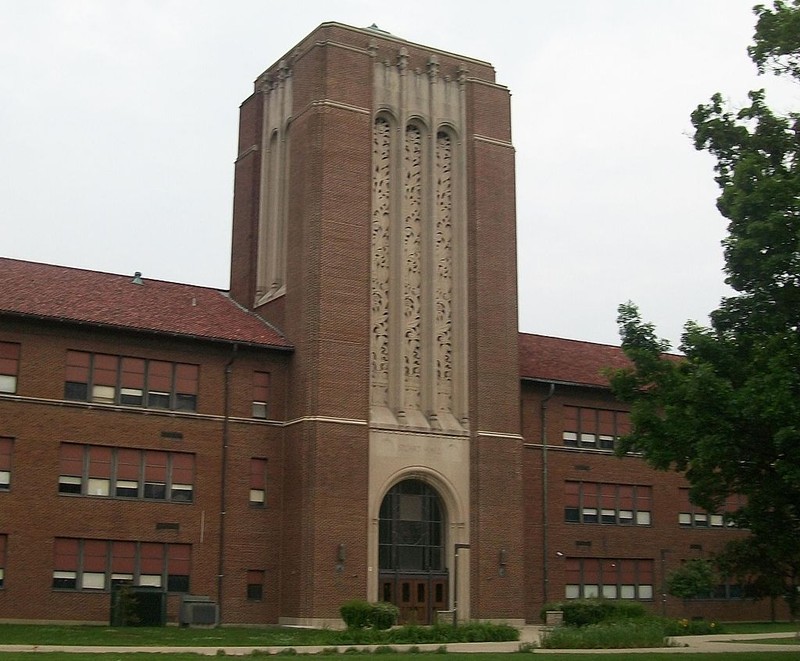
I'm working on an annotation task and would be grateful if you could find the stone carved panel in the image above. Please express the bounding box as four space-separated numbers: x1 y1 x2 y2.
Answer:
435 132 454 412
403 125 423 410
371 118 392 407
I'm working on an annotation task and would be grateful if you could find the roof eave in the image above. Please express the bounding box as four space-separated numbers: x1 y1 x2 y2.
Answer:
520 376 611 390
0 310 294 353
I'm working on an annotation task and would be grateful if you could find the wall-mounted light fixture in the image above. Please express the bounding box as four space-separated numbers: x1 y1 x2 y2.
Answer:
498 548 508 576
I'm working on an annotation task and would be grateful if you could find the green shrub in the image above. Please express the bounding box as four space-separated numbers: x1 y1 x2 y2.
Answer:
540 598 646 627
369 602 399 630
340 600 373 630
540 619 668 649
340 600 398 631
662 617 724 636
330 620 518 645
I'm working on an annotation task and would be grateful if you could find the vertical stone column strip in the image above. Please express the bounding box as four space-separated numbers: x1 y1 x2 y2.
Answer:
435 131 454 418
454 65 471 428
371 118 392 409
402 125 423 417
391 49 409 423
255 61 292 306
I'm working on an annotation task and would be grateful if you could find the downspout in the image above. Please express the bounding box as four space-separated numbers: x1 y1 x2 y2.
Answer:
541 383 555 604
217 345 238 622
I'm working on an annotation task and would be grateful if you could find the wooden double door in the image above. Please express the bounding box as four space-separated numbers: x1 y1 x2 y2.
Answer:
379 573 448 625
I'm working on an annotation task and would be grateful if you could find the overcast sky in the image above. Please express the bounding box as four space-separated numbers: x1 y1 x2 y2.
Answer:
1 1 795 347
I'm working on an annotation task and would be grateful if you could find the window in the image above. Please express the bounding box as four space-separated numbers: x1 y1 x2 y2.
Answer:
59 444 194 502
562 406 630 450
120 357 145 406
58 444 84 494
53 538 190 593
143 451 168 500
64 351 198 412
565 557 653 600
87 446 112 496
0 534 6 588
166 544 191 592
252 371 270 418
0 437 12 490
247 570 264 600
250 458 267 506
678 489 743 528
0 342 20 394
565 482 651 526
53 538 79 589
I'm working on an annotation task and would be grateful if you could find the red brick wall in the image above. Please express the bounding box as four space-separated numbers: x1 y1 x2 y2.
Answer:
521 380 788 622
229 93 263 309
0 320 286 624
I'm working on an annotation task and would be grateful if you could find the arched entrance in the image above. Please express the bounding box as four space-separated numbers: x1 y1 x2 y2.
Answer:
378 479 448 624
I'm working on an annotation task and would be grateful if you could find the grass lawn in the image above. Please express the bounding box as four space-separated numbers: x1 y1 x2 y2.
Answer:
729 636 800 645
0 624 330 646
0 622 517 647
721 622 798 634
2 653 800 661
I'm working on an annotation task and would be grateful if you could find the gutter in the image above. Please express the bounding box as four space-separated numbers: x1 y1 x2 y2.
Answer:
540 383 555 605
217 345 238 622
0 310 294 353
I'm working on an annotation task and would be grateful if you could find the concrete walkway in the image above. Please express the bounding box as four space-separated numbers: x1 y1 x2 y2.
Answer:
0 628 798 655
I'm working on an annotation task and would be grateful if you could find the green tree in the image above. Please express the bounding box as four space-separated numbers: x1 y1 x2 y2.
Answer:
609 1 800 618
666 559 717 600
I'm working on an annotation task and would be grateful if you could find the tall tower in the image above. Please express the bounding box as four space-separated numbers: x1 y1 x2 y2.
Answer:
230 23 523 625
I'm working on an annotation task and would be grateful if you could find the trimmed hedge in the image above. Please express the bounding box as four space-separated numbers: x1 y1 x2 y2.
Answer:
330 622 519 645
540 598 647 627
340 600 399 630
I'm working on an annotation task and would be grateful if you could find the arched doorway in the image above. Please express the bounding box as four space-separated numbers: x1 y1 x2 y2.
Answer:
378 479 448 624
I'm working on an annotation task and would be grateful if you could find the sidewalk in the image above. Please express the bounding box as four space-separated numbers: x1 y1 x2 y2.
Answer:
0 628 797 655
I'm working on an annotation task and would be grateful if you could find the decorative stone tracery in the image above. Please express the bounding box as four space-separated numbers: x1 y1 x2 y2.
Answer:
403 125 423 412
371 118 392 407
370 118 464 430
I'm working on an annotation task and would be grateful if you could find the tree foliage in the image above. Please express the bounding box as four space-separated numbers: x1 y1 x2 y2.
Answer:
666 559 717 600
609 1 800 617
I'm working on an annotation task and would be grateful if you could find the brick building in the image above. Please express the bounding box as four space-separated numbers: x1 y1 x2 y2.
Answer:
0 23 776 625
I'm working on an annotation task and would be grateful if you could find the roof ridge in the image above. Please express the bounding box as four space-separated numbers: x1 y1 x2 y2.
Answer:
518 331 623 350
0 256 226 292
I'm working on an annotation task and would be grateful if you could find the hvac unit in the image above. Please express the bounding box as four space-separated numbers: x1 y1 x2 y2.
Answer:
179 595 219 626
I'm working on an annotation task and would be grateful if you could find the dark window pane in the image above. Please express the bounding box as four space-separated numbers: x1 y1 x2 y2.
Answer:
143 482 167 500
171 487 193 502
565 507 580 522
64 382 88 401
59 479 82 495
247 584 263 600
167 574 190 593
378 545 392 570
115 483 139 498
53 576 77 589
148 392 171 409
398 546 424 570
175 393 196 412
120 390 143 406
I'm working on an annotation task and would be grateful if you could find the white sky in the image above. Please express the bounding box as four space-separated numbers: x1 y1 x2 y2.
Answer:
1 1 796 347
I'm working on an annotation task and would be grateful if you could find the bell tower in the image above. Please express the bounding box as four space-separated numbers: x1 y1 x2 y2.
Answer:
230 22 523 626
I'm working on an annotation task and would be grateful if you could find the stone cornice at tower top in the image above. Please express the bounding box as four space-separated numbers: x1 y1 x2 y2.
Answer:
253 21 500 93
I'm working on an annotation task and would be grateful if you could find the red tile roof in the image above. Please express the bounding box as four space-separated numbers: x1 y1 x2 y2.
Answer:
518 332 631 388
0 258 291 349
